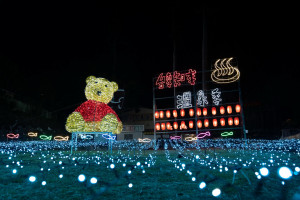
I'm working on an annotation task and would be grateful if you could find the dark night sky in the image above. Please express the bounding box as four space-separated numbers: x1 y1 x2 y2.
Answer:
1 1 300 131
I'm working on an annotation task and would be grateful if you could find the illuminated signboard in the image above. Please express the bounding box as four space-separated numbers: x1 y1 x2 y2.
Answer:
153 57 244 139
155 69 196 89
211 57 240 84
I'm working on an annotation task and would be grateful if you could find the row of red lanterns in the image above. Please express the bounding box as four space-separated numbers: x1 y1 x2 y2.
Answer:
155 117 240 131
155 105 241 119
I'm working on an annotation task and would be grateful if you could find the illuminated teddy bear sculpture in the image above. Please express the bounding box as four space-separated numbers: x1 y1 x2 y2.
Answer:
65 76 122 134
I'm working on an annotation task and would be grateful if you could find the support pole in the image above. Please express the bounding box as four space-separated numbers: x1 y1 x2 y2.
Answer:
153 78 156 149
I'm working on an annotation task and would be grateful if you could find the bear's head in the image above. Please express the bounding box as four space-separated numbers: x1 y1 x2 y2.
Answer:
85 76 118 104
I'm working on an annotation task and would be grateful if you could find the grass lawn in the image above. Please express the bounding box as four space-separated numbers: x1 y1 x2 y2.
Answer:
0 140 299 200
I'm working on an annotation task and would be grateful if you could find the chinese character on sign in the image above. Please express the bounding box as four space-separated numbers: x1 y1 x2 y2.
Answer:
155 69 197 89
173 71 185 87
156 73 165 89
211 88 222 105
177 91 193 109
197 90 208 107
165 72 173 88
185 69 196 85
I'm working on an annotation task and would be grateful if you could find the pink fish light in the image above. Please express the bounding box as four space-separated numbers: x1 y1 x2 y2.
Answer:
196 131 210 139
170 136 181 140
7 133 19 139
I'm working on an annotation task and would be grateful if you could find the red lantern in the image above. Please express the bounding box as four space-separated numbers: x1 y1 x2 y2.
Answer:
189 108 194 117
180 109 185 117
155 123 160 131
212 107 217 115
197 120 202 128
173 122 178 130
227 105 232 114
220 106 225 114
161 123 166 130
228 117 233 126
203 108 207 116
189 121 194 129
180 121 187 129
234 117 240 126
220 118 226 126
155 111 159 119
166 122 172 130
166 110 171 118
159 111 164 118
204 119 209 127
213 119 218 127
196 108 201 116
173 110 178 118
235 104 241 113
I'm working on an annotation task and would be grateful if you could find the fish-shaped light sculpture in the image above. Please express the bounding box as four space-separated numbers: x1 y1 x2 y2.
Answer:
196 131 211 139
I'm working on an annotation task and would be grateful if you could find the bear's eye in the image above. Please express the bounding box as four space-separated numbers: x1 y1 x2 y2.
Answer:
105 85 108 87
94 81 98 84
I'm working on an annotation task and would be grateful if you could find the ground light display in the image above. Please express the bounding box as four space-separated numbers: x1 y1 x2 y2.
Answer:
153 57 246 141
0 139 299 200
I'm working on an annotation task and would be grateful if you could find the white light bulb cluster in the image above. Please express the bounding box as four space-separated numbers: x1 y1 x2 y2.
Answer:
0 139 299 199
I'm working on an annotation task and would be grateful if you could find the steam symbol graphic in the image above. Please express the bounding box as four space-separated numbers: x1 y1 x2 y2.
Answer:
211 57 240 84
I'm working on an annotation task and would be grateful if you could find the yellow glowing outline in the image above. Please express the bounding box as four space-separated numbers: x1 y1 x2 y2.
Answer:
184 137 197 142
28 132 38 137
54 136 69 141
211 57 240 84
138 138 151 143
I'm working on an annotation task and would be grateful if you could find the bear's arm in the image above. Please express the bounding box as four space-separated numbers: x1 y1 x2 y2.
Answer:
65 112 85 133
99 113 121 134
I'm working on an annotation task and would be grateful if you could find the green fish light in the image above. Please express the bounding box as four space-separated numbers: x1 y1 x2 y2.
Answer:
221 131 233 137
39 135 52 140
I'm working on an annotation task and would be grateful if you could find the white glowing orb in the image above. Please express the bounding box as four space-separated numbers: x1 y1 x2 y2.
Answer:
78 174 86 182
12 169 17 174
259 167 269 176
59 174 63 178
29 176 36 182
136 162 141 166
278 167 292 179
295 167 300 172
192 177 196 181
128 170 132 174
90 177 97 184
110 164 115 169
128 183 133 188
257 175 261 179
199 182 206 189
212 188 221 197
41 181 46 186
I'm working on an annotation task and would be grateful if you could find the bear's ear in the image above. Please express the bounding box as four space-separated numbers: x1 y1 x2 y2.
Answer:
86 76 96 84
111 81 118 92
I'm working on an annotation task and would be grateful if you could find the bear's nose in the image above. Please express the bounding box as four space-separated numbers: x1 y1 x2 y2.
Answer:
97 91 102 96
